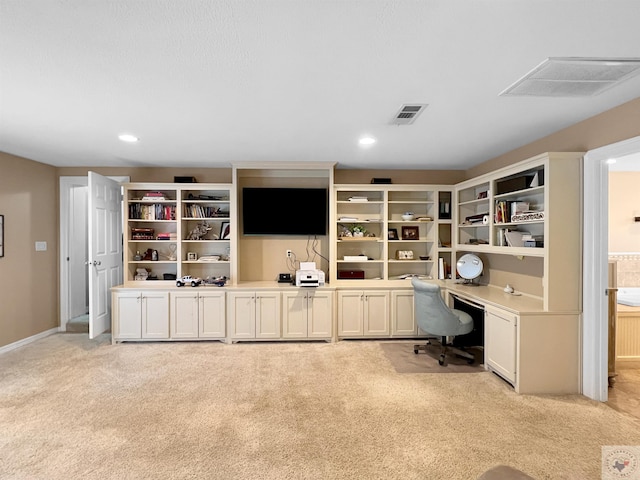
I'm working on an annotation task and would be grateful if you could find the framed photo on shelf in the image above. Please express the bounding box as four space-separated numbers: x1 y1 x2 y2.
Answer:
220 222 231 240
401 226 419 240
388 228 398 240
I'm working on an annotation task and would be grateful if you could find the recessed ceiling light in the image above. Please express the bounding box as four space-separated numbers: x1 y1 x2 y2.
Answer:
118 134 139 143
359 137 376 146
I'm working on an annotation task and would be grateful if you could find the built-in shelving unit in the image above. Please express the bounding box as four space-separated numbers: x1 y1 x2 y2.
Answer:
123 183 234 285
331 185 453 283
454 152 583 311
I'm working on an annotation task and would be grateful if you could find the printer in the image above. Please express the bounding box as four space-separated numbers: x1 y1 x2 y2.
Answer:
295 262 325 287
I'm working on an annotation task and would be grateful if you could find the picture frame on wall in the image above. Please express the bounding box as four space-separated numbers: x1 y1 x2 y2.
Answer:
0 214 3 257
220 222 231 240
401 226 419 240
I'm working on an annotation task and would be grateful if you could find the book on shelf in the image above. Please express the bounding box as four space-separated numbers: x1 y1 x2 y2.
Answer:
156 233 177 241
141 191 167 201
504 230 530 247
494 201 508 223
129 203 176 220
348 196 369 202
183 204 226 218
510 202 529 217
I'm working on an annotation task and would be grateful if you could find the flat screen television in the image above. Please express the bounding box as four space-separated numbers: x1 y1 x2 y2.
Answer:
242 187 328 236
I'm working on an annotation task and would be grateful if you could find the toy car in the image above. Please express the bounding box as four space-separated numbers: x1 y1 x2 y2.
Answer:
176 275 201 287
204 275 228 287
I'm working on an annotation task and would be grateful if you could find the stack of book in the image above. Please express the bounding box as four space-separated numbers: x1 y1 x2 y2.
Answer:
348 196 369 202
522 234 544 248
141 191 167 201
156 232 177 241
131 228 154 240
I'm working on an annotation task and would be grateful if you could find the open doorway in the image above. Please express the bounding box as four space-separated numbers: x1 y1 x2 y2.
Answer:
59 175 129 333
606 153 640 418
583 136 640 402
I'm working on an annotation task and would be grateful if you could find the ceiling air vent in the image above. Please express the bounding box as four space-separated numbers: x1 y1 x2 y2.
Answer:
500 57 640 97
392 104 428 125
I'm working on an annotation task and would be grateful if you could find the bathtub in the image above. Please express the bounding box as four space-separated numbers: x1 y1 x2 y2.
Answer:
618 287 640 307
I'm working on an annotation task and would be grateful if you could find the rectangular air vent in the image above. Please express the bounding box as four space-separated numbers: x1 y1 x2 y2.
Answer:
500 57 640 97
392 104 428 125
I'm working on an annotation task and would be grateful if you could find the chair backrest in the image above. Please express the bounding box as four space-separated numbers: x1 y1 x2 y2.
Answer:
411 277 469 337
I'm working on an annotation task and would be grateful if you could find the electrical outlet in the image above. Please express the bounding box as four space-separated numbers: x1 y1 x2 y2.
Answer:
286 249 292 258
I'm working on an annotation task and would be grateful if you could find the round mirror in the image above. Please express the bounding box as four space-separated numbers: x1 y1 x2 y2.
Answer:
456 253 483 282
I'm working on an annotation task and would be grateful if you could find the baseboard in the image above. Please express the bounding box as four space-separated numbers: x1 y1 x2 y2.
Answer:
0 327 61 355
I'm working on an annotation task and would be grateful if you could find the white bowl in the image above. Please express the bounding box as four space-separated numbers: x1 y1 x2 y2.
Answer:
402 214 414 221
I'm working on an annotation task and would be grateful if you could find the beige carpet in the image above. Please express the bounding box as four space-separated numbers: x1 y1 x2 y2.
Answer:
380 341 485 373
1 334 640 480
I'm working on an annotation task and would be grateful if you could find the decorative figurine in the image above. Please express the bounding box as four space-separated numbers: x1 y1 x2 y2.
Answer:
187 222 212 240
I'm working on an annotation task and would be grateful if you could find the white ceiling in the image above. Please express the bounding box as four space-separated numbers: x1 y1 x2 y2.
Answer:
1 1 640 171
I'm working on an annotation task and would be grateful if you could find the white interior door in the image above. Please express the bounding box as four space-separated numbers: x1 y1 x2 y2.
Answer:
88 172 122 339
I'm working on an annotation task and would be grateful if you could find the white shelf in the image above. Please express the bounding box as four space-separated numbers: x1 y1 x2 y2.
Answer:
333 184 453 282
124 183 234 284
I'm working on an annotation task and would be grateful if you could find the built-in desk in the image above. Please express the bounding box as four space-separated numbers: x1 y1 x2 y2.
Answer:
111 279 580 395
442 281 544 314
440 281 580 395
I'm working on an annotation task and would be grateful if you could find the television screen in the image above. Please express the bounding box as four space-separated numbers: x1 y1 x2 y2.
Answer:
242 187 328 236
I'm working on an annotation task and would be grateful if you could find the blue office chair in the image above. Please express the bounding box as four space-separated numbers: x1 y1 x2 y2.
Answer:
411 277 475 366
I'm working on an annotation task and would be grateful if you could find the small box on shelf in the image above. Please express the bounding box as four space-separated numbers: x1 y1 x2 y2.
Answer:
338 270 365 279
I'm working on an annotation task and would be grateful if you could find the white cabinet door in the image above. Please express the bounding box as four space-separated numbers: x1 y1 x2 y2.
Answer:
337 290 364 336
227 292 256 338
256 292 280 339
485 306 517 383
142 292 169 339
113 291 142 339
199 291 226 338
363 291 390 336
170 292 199 339
391 290 415 336
282 290 333 339
282 291 307 338
307 291 333 338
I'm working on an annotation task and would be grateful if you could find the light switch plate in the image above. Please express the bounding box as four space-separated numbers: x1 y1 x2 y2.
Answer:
35 241 47 251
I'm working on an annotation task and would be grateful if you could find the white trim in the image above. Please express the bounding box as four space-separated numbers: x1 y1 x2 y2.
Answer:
583 135 640 402
59 176 88 332
0 328 60 355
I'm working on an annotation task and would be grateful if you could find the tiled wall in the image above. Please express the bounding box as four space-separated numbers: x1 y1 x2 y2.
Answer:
609 254 640 287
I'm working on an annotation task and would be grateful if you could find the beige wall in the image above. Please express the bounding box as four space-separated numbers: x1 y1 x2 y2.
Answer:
57 167 232 184
0 152 58 348
609 172 640 253
468 96 640 179
334 169 464 185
